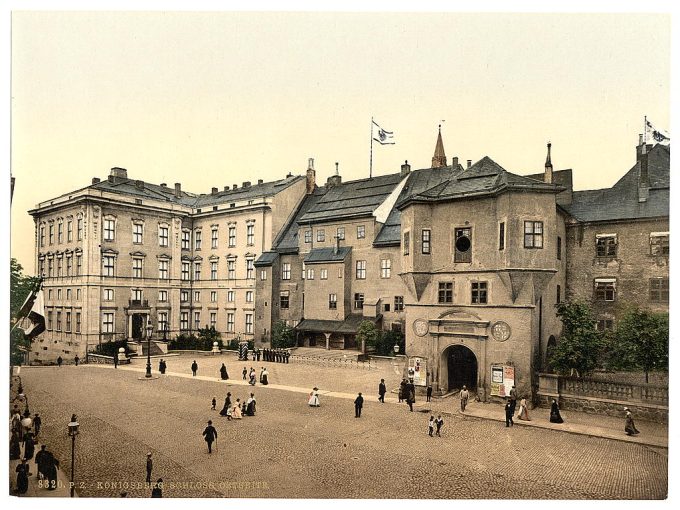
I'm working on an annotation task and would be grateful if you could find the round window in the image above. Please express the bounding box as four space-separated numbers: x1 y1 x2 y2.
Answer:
456 235 471 252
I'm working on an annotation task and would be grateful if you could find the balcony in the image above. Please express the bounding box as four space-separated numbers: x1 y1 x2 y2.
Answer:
128 299 150 309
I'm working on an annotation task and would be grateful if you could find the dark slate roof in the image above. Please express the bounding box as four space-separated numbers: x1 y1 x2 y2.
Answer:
273 188 327 254
303 247 352 264
254 251 279 267
89 174 304 208
563 144 670 222
373 207 402 246
295 314 381 334
298 173 404 224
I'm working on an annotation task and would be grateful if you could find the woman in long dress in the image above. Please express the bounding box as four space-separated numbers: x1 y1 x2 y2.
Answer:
219 393 232 418
220 363 229 380
517 398 531 421
308 387 320 407
261 368 269 385
246 394 256 416
23 432 35 461
624 407 640 435
15 460 29 495
549 399 564 423
232 399 242 419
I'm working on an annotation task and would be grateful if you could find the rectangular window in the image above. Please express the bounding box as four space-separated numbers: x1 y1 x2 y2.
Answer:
77 218 83 240
133 223 143 244
281 263 291 280
66 256 72 276
76 288 81 300
594 279 616 302
597 319 614 332
260 269 267 281
329 293 337 309
245 313 253 333
394 296 404 311
211 261 218 280
67 221 73 242
182 262 190 281
180 312 189 331
246 291 253 303
499 222 505 251
306 268 315 280
194 290 200 302
132 288 143 302
210 312 217 329
650 233 669 256
455 227 473 262
102 255 115 277
357 225 365 239
181 290 189 302
246 259 254 280
523 221 543 249
354 293 364 309
194 311 201 330
194 230 202 250
356 260 366 279
227 290 234 302
320 269 328 280
317 229 325 242
228 260 236 280
438 282 453 303
159 259 169 280
76 255 82 276
210 291 217 302
57 258 63 276
47 311 53 330
649 278 669 303
57 288 62 300
304 230 312 243
40 227 45 247
159 225 169 247
102 312 114 333
403 231 410 256
556 284 561 304
103 219 115 241
227 313 235 332
381 259 391 278
132 258 143 278
421 229 431 254
337 227 345 240
65 312 72 332
557 236 562 260
49 224 55 245
66 289 71 300
228 226 236 247
471 281 488 304
280 291 290 309
194 262 201 280
57 223 63 243
158 290 168 302
158 312 168 334
384 303 391 312
247 224 255 246
211 228 219 249
182 230 190 250
596 235 617 257
75 312 81 333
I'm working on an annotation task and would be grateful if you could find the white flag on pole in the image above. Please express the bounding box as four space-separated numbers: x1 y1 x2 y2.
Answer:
372 120 395 145
645 119 670 146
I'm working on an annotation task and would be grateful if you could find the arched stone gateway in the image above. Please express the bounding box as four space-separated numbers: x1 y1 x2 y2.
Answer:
443 344 478 392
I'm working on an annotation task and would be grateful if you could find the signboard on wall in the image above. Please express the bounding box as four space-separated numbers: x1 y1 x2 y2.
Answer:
408 357 427 386
490 364 515 397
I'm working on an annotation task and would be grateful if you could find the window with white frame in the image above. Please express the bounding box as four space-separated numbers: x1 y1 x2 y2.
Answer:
49 224 54 244
260 269 267 281
228 226 236 247
57 257 63 277
102 255 115 276
103 218 115 241
181 229 190 250
76 288 81 300
158 312 169 334
194 230 202 250
75 312 81 333
394 296 404 311
228 259 236 279
649 277 669 303
246 258 254 279
133 222 143 244
40 226 45 247
181 290 189 302
354 293 364 309
594 278 616 301
67 220 73 242
104 288 114 301
329 293 337 309
596 234 617 257
66 288 71 300
337 227 345 240
76 255 82 275
211 261 218 280
356 260 366 279
210 291 217 302
57 222 63 243
471 281 488 304
304 230 312 243
281 262 291 280
381 259 391 278
320 268 328 280
211 228 219 249
182 261 190 281
245 313 253 333
280 291 290 309
306 268 315 280
48 258 54 277
102 312 114 333
158 259 169 280
77 217 83 240
194 262 201 280
524 221 543 249
132 257 143 278
132 288 143 301
227 290 234 302
180 312 189 331
317 229 325 242
247 224 255 246
650 232 669 256
159 224 169 247
158 290 168 302
210 312 217 329
227 313 235 332
66 256 73 276
246 290 253 303
194 311 201 329
194 290 200 302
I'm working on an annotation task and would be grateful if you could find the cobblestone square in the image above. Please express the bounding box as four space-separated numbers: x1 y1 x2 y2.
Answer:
17 356 668 499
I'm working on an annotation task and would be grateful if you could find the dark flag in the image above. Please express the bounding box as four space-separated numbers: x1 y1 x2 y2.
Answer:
15 282 46 340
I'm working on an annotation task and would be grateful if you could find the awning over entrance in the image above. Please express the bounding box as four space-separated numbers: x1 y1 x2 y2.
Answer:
295 314 381 335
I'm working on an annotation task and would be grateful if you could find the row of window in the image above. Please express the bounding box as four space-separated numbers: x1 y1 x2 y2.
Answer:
100 256 257 280
101 288 254 304
97 311 254 334
39 217 84 247
595 232 669 258
435 281 488 304
45 310 82 333
594 277 668 303
38 253 83 278
279 292 406 312
46 288 81 301
281 259 393 281
303 225 365 244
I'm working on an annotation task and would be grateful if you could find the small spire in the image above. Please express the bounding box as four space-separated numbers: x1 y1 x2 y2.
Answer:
545 142 552 167
335 162 339 176
432 125 447 168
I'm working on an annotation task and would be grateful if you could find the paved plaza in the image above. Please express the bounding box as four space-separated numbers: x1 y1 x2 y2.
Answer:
16 354 668 499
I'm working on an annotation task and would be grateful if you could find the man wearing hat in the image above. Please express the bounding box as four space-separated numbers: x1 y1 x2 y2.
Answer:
202 420 218 453
146 452 153 483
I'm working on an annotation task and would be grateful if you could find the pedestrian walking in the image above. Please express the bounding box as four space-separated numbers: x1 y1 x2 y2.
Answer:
252 349 257 362
15 459 29 495
159 359 166 374
33 413 41 437
246 393 257 416
202 420 217 453
509 385 518 416
151 478 163 498
378 379 386 403
256 348 261 362
505 400 514 427
517 397 531 421
549 399 564 423
114 352 119 368
57 356 63 367
354 392 364 417
308 387 320 407
35 444 47 481
219 393 233 419
242 366 248 380
191 360 198 376
42 447 59 490
435 415 444 436
220 363 229 380
10 431 21 460
232 399 242 419
259 367 264 383
459 385 470 412
74 355 80 366
211 397 217 410
426 384 433 402
146 453 153 483
23 432 35 461
624 407 640 436
428 416 435 437
261 367 269 385
249 368 256 385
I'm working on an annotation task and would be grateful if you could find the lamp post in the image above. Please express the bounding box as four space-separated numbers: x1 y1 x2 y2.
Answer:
68 415 79 497
393 343 400 355
145 319 153 378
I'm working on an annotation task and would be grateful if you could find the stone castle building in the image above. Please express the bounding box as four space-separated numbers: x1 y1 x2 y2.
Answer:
27 130 669 401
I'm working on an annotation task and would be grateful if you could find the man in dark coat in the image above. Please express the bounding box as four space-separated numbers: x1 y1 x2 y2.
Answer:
509 385 518 416
74 355 80 366
354 392 364 418
549 399 564 423
33 414 42 437
35 444 48 480
23 432 35 461
256 349 261 362
242 366 248 380
202 420 217 453
57 356 63 367
285 351 290 363
191 360 198 376
151 478 163 498
220 363 229 380
113 352 119 368
42 448 59 489
378 379 387 403
159 359 166 374
505 400 514 427
398 379 407 403
146 452 153 483
426 384 433 402
15 459 29 494
624 407 640 435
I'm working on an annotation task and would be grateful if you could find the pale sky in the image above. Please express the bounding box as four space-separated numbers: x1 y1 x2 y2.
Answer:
9 11 670 274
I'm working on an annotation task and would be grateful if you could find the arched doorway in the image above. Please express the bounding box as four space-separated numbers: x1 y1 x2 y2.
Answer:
446 345 478 391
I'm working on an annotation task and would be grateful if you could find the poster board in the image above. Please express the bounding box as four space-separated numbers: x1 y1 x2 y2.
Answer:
490 364 515 397
408 357 427 386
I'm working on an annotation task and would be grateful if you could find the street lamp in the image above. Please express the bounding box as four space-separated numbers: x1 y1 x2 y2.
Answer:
145 319 153 378
393 343 400 355
68 415 79 498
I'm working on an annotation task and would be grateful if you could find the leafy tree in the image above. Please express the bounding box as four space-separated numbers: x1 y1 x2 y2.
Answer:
374 329 405 356
605 307 668 384
10 259 40 365
549 300 604 377
271 320 295 348
169 328 223 351
356 321 380 353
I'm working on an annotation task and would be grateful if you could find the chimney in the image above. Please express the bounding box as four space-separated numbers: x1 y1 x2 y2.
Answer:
242 181 251 188
544 142 553 184
92 177 100 184
211 187 218 195
333 234 340 255
135 180 144 190
306 158 316 194
233 184 238 190
174 183 182 198
467 160 472 168
257 179 263 185
224 186 229 192
638 142 649 203
160 183 167 188
108 175 114 183
110 167 128 180
400 160 411 177
286 172 293 178
452 157 459 168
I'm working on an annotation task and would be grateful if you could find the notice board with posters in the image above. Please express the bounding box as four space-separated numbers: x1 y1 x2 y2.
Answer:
490 364 515 397
408 357 427 386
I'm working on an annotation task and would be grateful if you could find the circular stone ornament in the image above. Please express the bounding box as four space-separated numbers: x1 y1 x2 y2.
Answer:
413 319 429 337
491 321 512 342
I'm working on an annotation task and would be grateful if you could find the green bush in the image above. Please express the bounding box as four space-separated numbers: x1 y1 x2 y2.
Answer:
95 339 128 357
169 327 223 351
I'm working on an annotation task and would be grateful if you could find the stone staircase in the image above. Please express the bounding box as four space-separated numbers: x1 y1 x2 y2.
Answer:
140 341 165 356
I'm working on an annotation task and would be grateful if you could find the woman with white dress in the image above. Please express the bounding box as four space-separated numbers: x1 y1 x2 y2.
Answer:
232 398 242 419
308 387 320 407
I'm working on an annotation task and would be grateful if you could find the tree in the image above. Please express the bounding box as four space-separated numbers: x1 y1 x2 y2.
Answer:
10 258 41 365
605 307 668 384
271 320 295 348
356 321 379 354
549 300 604 377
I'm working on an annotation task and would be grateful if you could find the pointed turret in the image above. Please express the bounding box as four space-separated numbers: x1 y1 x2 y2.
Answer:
544 142 553 184
432 125 447 168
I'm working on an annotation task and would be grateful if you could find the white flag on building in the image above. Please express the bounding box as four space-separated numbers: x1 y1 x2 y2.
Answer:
645 119 670 146
372 120 395 145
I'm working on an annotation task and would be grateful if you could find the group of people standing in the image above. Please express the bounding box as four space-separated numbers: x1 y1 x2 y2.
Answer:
217 392 257 420
398 378 417 412
241 366 269 386
250 348 290 363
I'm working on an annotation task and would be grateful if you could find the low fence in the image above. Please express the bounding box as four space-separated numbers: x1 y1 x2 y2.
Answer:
86 353 130 365
289 354 378 370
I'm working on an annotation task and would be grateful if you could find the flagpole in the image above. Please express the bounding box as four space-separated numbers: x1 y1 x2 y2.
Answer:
370 116 374 179
644 115 647 144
